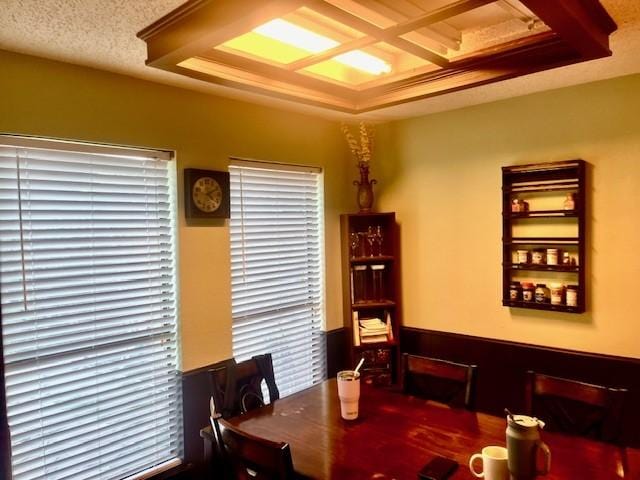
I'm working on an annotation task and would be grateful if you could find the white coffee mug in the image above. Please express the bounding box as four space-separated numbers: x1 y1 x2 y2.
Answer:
469 446 509 480
336 370 360 420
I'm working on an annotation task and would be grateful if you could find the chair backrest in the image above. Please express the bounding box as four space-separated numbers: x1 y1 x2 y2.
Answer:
210 354 280 419
211 415 295 480
525 371 628 444
402 353 477 409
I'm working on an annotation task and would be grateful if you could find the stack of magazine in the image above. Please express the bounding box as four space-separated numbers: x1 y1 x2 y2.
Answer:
352 311 393 346
359 317 388 344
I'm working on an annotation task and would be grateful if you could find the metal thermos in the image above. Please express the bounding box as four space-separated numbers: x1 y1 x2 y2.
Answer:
506 414 551 479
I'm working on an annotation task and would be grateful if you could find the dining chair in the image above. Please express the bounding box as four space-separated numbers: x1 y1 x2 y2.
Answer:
402 353 478 409
525 370 628 444
211 414 296 480
209 353 280 419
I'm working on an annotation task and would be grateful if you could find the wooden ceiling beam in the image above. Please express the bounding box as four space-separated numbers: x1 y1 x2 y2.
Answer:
303 0 494 67
389 37 447 66
286 36 377 71
341 0 448 53
497 0 535 25
381 0 485 34
520 0 616 59
305 0 449 66
198 50 355 96
362 31 560 97
373 0 464 49
169 62 358 113
286 9 396 65
416 26 461 51
138 0 306 68
383 0 495 38
355 33 575 111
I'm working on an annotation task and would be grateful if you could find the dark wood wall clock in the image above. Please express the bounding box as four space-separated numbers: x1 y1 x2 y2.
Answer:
184 168 230 219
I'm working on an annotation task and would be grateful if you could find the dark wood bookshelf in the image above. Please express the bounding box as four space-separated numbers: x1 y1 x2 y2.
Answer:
340 212 400 386
502 160 586 314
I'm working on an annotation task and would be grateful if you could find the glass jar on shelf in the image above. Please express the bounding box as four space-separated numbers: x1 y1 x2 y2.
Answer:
371 264 385 301
563 193 576 210
509 281 522 301
517 250 529 264
532 250 545 265
511 198 529 213
353 265 368 303
566 285 578 307
549 283 564 305
535 284 550 303
522 282 535 302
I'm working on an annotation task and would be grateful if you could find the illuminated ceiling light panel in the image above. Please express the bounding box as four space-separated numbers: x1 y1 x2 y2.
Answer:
254 18 338 53
253 18 391 76
334 51 391 75
221 31 311 64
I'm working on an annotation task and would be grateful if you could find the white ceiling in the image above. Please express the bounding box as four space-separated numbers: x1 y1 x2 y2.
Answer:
1 0 639 121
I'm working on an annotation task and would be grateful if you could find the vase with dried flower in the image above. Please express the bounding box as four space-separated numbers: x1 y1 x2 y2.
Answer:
341 122 376 212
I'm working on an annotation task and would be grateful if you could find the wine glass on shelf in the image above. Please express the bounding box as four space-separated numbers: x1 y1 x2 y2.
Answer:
374 225 384 256
366 226 375 257
349 233 359 259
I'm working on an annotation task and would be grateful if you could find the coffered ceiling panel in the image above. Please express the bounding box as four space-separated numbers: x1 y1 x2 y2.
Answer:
135 0 615 112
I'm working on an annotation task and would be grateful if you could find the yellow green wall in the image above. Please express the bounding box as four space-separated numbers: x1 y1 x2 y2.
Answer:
376 74 640 359
3 49 638 367
0 50 352 371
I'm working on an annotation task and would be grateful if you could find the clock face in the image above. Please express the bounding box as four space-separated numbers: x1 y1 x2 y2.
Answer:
184 169 229 220
192 176 222 213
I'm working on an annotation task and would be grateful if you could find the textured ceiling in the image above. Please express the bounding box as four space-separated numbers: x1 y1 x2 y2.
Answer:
1 0 639 121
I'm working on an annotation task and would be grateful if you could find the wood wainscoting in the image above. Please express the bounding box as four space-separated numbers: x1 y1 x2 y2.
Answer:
400 326 640 447
181 363 219 477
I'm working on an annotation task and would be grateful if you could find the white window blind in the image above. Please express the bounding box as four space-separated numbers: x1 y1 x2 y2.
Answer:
0 136 182 480
230 160 325 398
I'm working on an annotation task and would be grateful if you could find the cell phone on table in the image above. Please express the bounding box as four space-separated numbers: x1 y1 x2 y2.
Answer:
418 456 458 480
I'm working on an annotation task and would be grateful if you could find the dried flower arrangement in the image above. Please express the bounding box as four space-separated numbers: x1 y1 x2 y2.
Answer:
341 122 375 166
341 122 377 212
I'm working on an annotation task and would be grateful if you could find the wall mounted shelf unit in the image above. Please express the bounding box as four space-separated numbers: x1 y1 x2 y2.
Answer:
502 160 586 313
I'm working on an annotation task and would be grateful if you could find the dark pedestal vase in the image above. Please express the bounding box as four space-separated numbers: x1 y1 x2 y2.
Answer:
354 163 376 212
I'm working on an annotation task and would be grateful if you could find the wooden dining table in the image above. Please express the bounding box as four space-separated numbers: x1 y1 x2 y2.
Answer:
215 378 640 480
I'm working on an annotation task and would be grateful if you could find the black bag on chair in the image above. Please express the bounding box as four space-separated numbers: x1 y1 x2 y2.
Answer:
210 353 280 419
